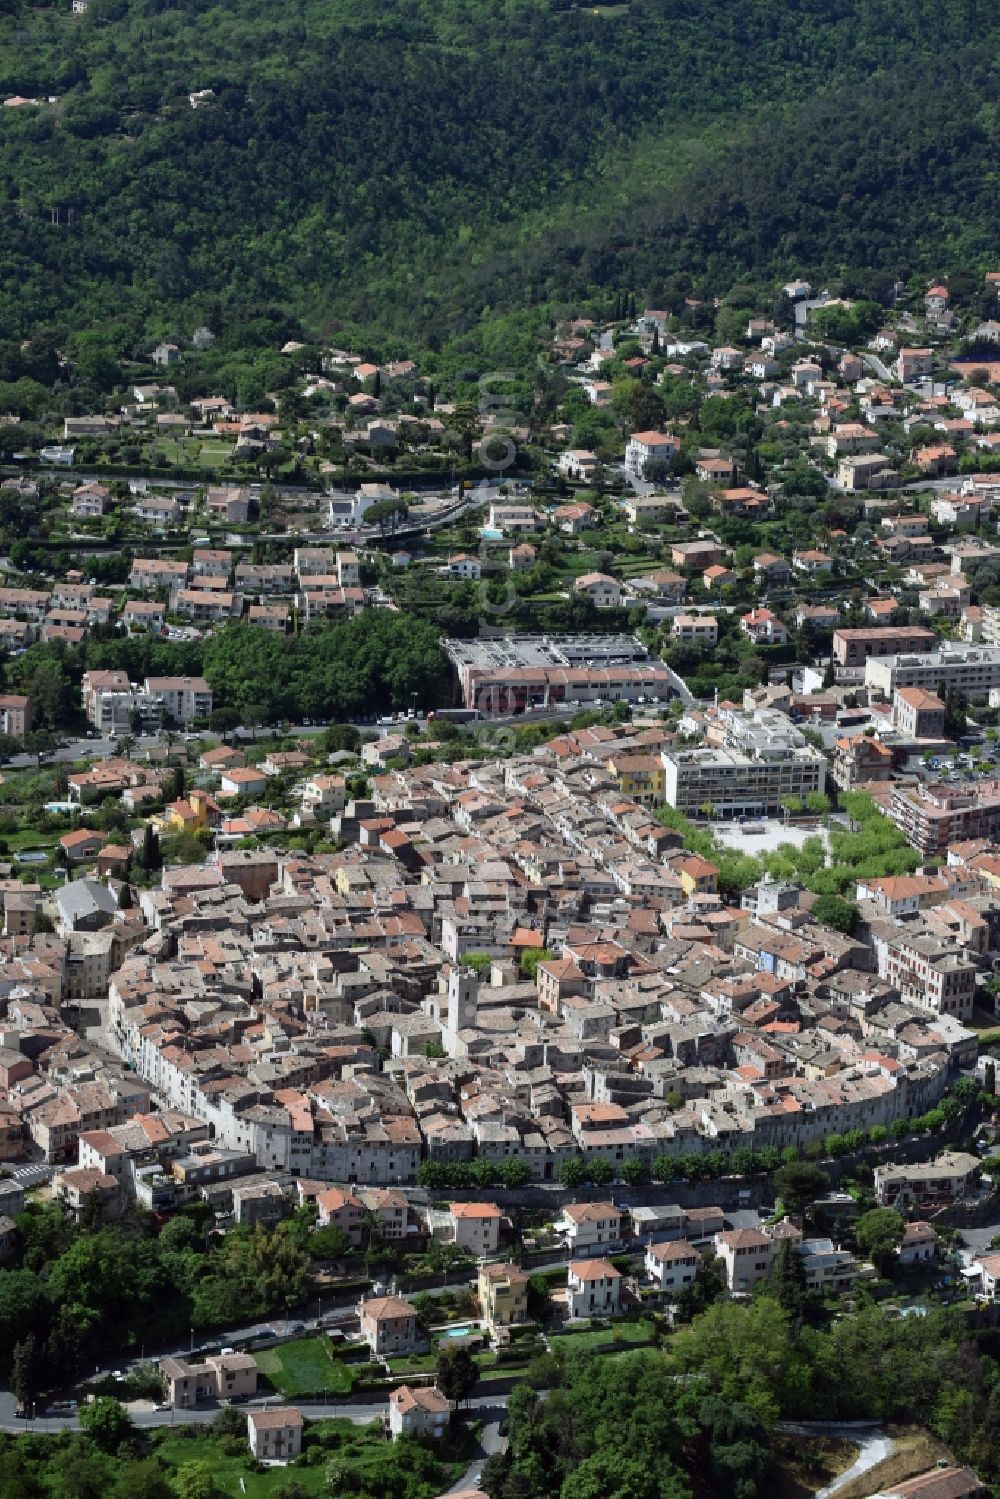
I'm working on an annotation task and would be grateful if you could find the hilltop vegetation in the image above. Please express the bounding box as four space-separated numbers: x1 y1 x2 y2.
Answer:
0 0 999 360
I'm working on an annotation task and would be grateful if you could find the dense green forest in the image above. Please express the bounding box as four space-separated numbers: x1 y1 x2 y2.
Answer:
0 0 998 363
485 1302 1000 1499
3 612 452 727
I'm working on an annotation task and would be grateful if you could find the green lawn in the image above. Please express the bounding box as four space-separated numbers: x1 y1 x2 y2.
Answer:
151 1421 446 1499
5 828 60 851
255 1337 354 1396
154 1434 318 1497
386 1351 438 1375
199 440 235 467
548 1317 658 1355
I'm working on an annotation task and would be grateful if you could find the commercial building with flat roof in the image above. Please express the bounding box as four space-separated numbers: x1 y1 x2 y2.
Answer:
444 634 675 717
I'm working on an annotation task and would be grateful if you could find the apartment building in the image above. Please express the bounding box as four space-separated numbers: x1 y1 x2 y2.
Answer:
867 645 1000 703
833 626 937 669
892 687 946 739
662 710 825 817
144 676 213 725
605 753 665 807
0 694 32 737
874 1151 979 1210
878 930 976 1020
671 614 718 647
81 670 162 734
837 453 896 491
897 348 934 382
624 429 680 479
824 423 880 457
888 781 1000 854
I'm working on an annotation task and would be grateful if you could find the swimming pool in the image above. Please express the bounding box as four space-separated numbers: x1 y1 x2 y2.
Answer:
437 1323 481 1340
16 850 49 864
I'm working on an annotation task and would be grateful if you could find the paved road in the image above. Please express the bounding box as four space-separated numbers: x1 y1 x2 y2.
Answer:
0 1388 506 1436
957 1219 1000 1258
862 352 895 384
444 1404 504 1493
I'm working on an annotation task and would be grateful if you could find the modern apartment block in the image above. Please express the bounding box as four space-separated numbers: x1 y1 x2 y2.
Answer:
866 645 1000 703
143 676 214 726
81 670 162 734
661 709 825 816
888 780 1000 855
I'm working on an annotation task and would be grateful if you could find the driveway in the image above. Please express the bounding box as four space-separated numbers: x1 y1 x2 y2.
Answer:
778 1422 894 1499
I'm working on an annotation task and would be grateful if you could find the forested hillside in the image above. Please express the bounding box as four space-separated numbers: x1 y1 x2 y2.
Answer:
0 0 998 355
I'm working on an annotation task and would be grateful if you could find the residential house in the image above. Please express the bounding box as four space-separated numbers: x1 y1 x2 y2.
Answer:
753 553 791 587
71 482 112 518
898 1221 938 1267
448 1201 502 1254
573 573 622 609
444 554 482 581
247 1409 302 1461
645 1239 701 1295
477 1262 530 1335
220 767 268 799
59 828 102 865
556 1202 622 1254
557 451 598 482
740 608 788 645
316 1186 366 1244
713 1228 776 1293
388 1385 451 1441
509 544 537 572
793 549 833 575
358 1294 420 1355
566 1258 622 1318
